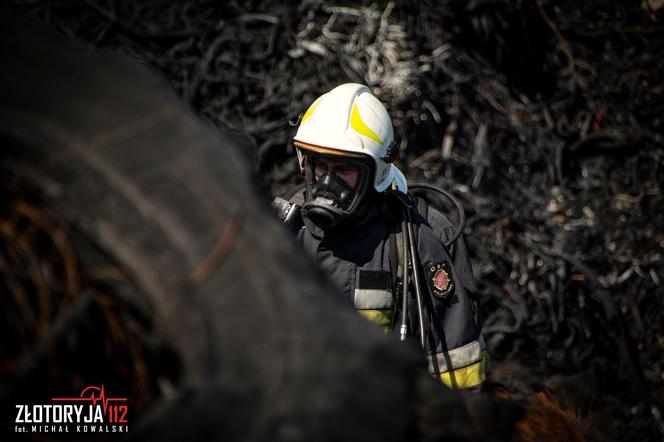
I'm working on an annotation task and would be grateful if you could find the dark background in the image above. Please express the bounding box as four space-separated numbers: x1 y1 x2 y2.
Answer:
2 1 664 439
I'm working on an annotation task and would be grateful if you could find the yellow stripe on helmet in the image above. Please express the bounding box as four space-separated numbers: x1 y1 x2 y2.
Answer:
350 103 384 145
301 96 323 123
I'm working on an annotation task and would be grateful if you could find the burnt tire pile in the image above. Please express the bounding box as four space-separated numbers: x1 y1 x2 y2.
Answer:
7 1 664 440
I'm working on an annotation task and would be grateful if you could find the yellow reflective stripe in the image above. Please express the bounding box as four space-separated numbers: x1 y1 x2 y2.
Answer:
438 351 488 389
350 103 384 145
301 96 323 123
357 309 393 327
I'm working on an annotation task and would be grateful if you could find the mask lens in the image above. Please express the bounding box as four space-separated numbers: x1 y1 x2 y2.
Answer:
300 151 372 228
313 158 359 186
312 171 353 209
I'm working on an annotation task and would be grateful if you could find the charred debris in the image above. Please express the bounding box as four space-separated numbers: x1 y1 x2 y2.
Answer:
4 1 664 439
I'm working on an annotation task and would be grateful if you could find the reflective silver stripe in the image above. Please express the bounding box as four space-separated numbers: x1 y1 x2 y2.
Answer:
353 289 394 309
428 336 485 373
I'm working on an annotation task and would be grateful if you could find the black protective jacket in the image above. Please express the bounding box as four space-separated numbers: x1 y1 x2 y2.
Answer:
288 194 486 389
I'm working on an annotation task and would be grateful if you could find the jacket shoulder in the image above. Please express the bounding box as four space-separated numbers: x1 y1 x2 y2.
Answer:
412 202 463 249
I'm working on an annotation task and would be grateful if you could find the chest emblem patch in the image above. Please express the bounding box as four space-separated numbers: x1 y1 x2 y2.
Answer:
429 261 454 298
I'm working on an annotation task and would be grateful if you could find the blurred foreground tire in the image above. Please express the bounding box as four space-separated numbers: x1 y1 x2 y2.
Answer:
0 13 436 442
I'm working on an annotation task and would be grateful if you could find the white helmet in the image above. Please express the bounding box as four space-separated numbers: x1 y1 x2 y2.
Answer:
294 83 407 194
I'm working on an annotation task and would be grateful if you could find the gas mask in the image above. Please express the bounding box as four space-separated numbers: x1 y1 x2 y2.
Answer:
300 153 372 229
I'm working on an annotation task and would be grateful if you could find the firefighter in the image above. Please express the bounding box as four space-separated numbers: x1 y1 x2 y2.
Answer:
275 83 486 390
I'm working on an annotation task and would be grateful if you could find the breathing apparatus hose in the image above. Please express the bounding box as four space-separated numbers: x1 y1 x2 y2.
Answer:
400 219 410 341
409 183 466 247
390 182 464 346
405 206 426 349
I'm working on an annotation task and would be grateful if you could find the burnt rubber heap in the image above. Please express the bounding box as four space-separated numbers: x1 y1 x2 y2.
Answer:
4 1 664 440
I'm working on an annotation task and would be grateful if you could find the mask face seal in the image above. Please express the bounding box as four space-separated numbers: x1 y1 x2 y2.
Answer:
300 152 372 229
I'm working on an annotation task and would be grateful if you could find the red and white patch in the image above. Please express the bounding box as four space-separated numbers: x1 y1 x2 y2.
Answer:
433 268 450 292
429 261 455 298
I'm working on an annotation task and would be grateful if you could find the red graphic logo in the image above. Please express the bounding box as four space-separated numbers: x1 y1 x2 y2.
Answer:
52 385 128 423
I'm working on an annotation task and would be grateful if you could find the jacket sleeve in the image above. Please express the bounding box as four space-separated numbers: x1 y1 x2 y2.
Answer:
426 206 477 293
416 210 487 389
